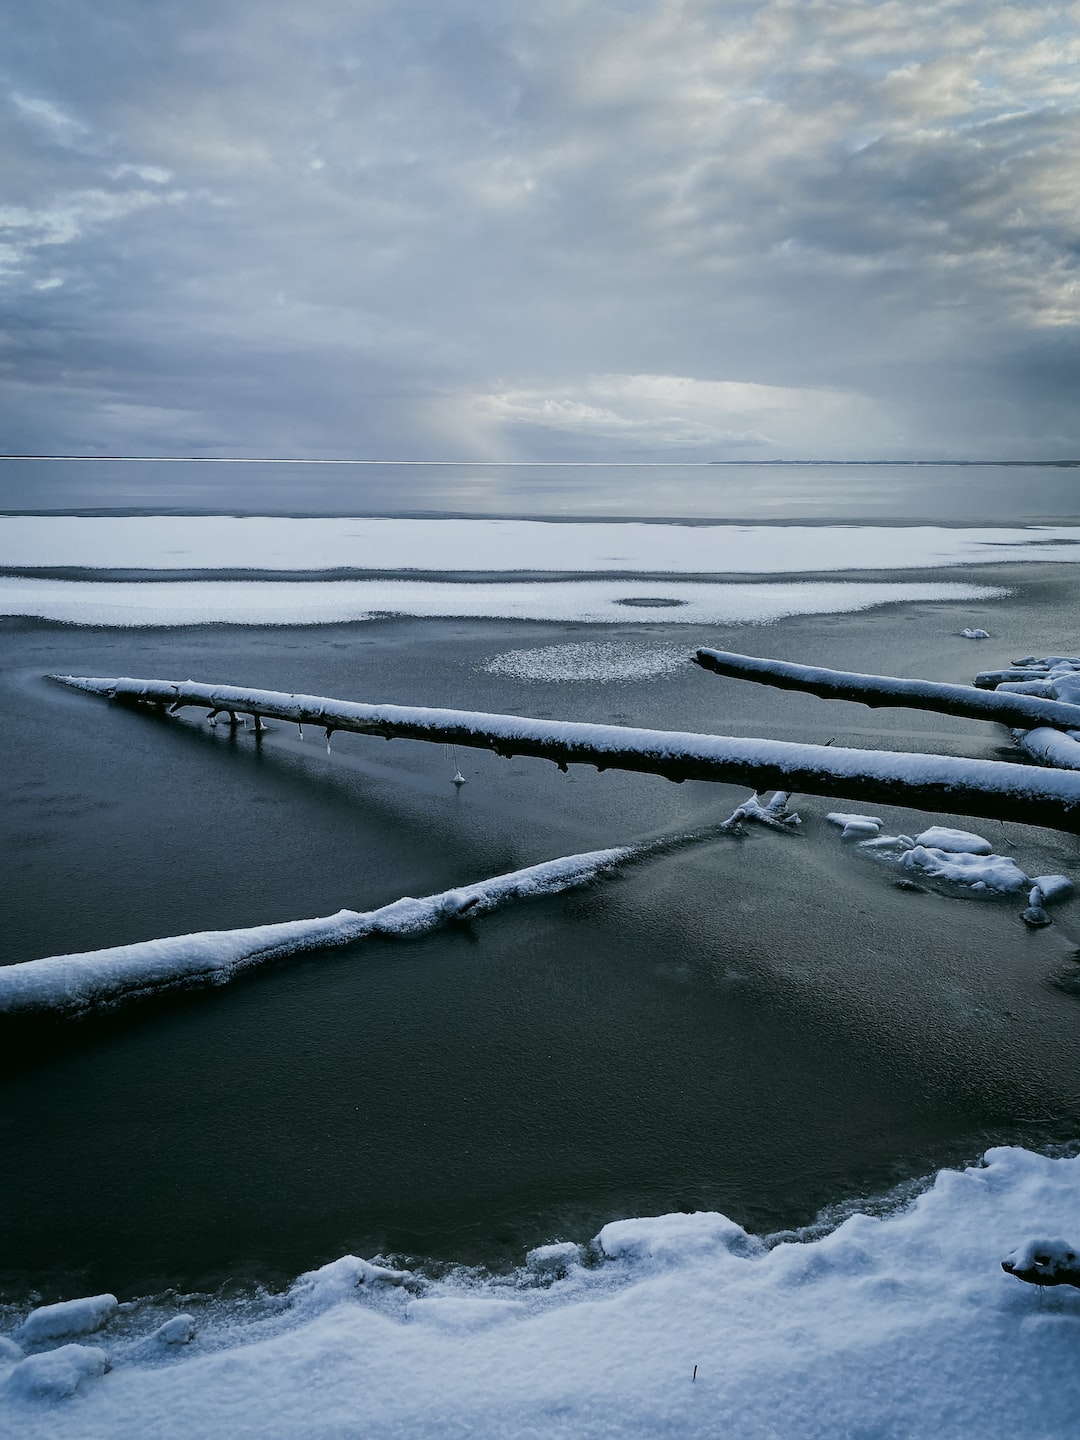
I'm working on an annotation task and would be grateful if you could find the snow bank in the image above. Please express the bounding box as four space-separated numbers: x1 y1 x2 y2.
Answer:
0 849 629 1015
3 515 1080 574
2 1146 1079 1438
0 577 1007 627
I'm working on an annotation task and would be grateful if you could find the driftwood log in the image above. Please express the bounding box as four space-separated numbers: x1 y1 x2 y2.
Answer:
50 674 1080 834
693 649 1080 732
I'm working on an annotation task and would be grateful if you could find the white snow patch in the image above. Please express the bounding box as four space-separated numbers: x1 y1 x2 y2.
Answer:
826 811 884 828
2 1148 1077 1437
0 577 1007 628
2 516 1079 574
913 826 992 855
405 1297 528 1331
960 628 990 639
899 846 1029 893
483 641 686 682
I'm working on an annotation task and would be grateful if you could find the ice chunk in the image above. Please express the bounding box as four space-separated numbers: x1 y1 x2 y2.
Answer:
19 1293 117 1343
1031 874 1074 903
858 834 914 851
290 1255 410 1312
913 827 992 855
841 819 880 840
526 1242 582 1276
900 847 1029 893
1002 1237 1080 1287
599 1211 762 1265
151 1315 196 1346
4 1344 108 1400
1021 887 1051 928
826 812 884 828
960 628 990 639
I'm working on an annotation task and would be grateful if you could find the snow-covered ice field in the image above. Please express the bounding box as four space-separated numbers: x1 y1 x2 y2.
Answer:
3 514 1080 573
0 575 1010 627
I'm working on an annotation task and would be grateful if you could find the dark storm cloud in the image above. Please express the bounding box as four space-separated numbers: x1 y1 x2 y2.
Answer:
1 0 1079 469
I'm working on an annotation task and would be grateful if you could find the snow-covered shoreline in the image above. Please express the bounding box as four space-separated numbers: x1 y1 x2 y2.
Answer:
3 1145 1078 1437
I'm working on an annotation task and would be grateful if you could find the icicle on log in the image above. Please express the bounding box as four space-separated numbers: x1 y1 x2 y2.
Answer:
693 648 1080 732
0 846 632 1015
49 673 1080 833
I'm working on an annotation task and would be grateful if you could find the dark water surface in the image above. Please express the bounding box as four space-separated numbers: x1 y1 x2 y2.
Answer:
4 567 1080 1301
4 459 1080 522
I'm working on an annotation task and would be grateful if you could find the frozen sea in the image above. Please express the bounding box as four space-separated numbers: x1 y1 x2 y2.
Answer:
2 464 1080 1435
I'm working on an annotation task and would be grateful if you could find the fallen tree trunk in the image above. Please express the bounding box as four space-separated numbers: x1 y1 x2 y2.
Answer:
0 845 631 1015
693 648 1080 731
50 673 1080 833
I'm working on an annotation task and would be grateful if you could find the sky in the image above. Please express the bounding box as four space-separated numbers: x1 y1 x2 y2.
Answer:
1 0 1080 469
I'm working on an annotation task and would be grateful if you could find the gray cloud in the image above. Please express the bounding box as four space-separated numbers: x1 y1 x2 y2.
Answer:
1 0 1079 476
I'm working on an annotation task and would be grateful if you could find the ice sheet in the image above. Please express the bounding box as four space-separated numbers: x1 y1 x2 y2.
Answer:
2 515 1080 573
0 577 1007 626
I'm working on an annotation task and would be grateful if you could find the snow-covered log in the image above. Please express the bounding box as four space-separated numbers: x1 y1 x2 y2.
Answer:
0 848 630 1015
693 648 1080 731
49 673 1080 833
1015 727 1080 771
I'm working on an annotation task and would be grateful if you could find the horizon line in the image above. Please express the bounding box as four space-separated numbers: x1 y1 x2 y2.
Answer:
1 455 1078 467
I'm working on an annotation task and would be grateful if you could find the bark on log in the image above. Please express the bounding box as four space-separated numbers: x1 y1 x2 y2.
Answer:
49 673 1080 834
693 648 1080 731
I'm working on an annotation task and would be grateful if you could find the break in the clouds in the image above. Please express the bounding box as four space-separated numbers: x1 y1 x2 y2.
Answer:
1 0 1079 467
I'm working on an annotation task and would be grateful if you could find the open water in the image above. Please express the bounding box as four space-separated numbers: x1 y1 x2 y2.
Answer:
4 554 1080 1300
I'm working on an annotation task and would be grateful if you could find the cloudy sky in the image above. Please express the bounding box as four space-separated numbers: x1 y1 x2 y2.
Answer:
2 0 1079 468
